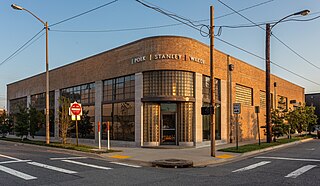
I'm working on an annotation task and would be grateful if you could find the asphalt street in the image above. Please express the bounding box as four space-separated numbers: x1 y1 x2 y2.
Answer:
0 139 319 185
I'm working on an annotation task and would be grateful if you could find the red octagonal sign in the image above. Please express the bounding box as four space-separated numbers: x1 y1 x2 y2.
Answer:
70 102 82 116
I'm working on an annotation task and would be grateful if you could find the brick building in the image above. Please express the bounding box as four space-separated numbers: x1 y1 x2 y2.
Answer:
7 36 305 147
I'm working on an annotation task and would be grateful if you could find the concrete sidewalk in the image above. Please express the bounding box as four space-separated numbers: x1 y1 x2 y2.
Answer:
98 138 315 167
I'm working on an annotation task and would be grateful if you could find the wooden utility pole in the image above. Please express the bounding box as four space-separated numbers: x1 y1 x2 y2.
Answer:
265 23 272 143
210 5 216 157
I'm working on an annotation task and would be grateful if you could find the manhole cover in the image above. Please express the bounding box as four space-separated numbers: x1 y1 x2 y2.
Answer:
152 159 193 168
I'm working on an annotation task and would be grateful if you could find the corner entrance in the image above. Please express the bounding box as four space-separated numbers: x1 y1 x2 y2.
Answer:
160 103 177 145
161 113 176 145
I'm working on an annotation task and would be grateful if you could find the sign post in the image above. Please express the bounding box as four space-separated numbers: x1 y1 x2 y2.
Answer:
233 103 241 150
255 106 261 146
107 121 110 150
69 102 82 146
98 121 101 150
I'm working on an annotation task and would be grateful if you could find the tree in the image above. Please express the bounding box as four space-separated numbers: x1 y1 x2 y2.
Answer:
305 106 318 134
0 111 14 137
58 96 72 144
28 106 44 138
14 106 29 140
78 110 93 138
271 109 286 142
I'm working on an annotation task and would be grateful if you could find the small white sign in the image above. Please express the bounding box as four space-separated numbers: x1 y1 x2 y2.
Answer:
233 103 241 114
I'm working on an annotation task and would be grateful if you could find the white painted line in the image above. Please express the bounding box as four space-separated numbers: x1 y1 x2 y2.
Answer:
27 162 78 174
232 161 271 173
306 148 315 151
285 165 317 178
0 165 37 180
0 160 31 164
110 162 141 168
50 157 87 160
62 160 112 170
0 153 21 161
255 156 320 162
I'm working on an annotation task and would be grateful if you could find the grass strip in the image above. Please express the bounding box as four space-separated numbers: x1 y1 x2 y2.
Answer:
219 135 315 153
0 137 120 154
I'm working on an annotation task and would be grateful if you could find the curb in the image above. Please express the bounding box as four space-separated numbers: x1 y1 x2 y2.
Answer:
241 137 315 157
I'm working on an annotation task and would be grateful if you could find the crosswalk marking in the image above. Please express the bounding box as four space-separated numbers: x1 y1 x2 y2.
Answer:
110 162 141 168
255 156 320 162
27 162 78 174
0 160 31 164
0 153 21 161
50 157 87 160
0 165 37 180
232 161 271 173
62 160 112 170
285 165 317 178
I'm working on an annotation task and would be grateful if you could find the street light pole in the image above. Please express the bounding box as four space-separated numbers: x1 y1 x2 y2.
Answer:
265 9 310 143
11 4 51 144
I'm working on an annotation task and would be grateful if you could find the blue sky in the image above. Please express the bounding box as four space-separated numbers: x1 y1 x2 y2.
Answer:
0 0 320 109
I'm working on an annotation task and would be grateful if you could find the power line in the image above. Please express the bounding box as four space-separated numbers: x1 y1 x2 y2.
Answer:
136 0 320 87
50 13 320 33
217 0 320 71
215 37 320 86
49 0 278 33
50 0 119 28
0 29 44 67
50 23 183 33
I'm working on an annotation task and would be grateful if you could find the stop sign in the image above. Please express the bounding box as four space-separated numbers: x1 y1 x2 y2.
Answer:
70 102 82 116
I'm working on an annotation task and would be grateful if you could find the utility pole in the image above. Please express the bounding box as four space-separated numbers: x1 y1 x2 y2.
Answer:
265 23 272 143
210 5 216 157
45 21 50 144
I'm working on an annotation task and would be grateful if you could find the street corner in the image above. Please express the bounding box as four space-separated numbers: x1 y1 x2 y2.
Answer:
109 154 131 159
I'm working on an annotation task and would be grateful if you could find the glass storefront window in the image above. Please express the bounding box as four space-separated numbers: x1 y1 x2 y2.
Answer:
102 102 135 141
61 83 95 105
103 75 135 102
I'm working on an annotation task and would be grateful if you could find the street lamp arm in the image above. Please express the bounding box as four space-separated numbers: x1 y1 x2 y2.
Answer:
271 10 310 29
11 4 46 26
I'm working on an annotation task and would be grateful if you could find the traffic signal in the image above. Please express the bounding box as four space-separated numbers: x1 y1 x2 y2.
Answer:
201 106 214 115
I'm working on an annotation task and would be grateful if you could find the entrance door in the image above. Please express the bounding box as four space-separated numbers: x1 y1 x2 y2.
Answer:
161 113 176 145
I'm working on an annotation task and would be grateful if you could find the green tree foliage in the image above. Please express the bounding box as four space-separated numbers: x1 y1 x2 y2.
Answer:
271 109 286 142
286 104 317 135
305 106 318 134
59 96 72 144
78 110 93 138
0 111 14 137
14 106 29 140
28 106 45 138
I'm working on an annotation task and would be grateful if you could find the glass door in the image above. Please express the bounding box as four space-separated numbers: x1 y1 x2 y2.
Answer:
161 113 176 145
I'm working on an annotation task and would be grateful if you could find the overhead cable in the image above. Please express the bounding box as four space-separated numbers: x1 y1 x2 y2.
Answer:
217 0 320 71
0 29 44 67
50 0 119 28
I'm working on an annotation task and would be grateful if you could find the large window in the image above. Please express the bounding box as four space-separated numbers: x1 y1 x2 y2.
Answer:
259 91 273 109
202 76 221 141
103 75 135 102
236 84 253 106
277 96 288 110
61 83 95 105
102 102 135 141
202 76 221 103
143 71 194 97
9 97 27 114
31 91 55 110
